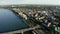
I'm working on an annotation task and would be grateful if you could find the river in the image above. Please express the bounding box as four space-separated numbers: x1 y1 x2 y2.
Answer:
0 9 29 33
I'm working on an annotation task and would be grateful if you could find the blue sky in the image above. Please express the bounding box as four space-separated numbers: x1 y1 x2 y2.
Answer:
0 0 60 5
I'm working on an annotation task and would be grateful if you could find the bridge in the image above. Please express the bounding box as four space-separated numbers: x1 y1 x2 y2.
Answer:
1 25 40 34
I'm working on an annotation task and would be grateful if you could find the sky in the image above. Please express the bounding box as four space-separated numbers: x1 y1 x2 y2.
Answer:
0 0 60 5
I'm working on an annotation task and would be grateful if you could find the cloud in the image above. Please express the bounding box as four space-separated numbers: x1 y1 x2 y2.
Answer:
0 0 60 5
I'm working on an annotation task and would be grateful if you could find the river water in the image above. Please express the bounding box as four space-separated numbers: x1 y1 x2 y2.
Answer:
0 9 29 33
